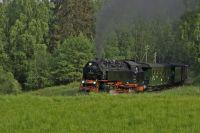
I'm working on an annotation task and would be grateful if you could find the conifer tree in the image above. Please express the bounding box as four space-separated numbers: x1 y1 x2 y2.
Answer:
52 0 94 41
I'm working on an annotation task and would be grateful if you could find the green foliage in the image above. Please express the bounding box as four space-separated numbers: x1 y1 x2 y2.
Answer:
52 35 93 84
2 0 52 89
0 0 199 91
104 20 178 63
92 0 106 12
104 32 121 59
0 66 21 94
179 7 200 80
0 0 95 91
25 44 52 90
103 13 199 69
0 4 9 70
52 0 94 41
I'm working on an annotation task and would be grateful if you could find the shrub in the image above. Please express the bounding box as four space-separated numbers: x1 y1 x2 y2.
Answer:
0 67 22 94
51 34 93 84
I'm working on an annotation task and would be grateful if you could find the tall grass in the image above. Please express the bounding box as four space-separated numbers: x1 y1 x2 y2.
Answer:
29 82 80 96
0 85 199 133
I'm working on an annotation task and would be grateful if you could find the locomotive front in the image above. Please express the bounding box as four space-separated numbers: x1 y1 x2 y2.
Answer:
80 61 103 92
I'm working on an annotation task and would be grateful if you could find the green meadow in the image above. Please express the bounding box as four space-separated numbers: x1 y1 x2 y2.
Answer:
0 84 200 133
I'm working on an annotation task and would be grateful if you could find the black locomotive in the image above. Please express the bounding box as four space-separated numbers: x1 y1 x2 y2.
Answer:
80 59 188 93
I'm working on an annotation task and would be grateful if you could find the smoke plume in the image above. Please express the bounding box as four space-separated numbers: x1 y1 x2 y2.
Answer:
95 0 197 58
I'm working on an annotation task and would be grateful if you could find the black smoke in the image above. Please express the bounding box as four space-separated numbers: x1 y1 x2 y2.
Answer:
95 0 197 58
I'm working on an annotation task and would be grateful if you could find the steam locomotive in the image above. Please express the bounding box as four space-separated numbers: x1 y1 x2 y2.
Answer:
80 59 188 93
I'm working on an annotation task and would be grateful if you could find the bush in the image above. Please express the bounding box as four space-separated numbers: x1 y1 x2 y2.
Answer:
51 35 93 84
0 67 21 94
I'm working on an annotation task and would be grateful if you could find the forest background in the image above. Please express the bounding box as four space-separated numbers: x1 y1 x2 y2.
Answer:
0 0 199 93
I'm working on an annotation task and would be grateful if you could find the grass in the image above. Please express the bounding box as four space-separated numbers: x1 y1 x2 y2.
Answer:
29 82 80 96
0 84 199 133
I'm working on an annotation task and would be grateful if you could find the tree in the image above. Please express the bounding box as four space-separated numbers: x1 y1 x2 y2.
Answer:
48 1 60 53
0 3 10 70
25 44 52 90
52 0 94 42
3 0 52 89
104 32 121 59
179 8 200 79
51 34 93 84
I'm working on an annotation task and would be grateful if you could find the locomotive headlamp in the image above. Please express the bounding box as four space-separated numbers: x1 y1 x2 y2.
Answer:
93 81 96 84
82 81 85 84
144 85 147 89
135 67 139 73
